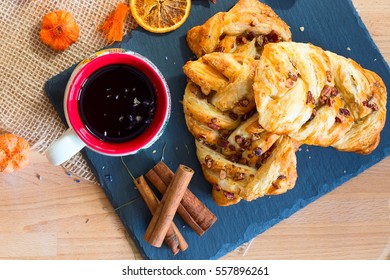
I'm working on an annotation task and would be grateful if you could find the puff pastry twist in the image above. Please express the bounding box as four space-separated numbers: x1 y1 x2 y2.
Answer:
254 42 387 154
186 0 292 59
183 52 298 206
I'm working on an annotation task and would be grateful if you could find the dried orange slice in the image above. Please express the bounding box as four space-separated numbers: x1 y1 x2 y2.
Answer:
130 0 191 33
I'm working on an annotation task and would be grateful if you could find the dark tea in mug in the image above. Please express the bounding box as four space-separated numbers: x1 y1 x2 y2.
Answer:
46 49 170 166
78 64 157 143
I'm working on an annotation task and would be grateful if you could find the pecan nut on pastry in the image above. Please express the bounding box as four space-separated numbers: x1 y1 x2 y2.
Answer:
186 0 292 59
254 42 387 154
183 52 299 206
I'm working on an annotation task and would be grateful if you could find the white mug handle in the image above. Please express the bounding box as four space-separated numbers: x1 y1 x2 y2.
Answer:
46 128 86 166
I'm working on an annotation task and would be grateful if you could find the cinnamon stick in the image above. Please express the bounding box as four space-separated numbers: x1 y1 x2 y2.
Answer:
134 175 188 254
144 165 194 248
146 161 217 236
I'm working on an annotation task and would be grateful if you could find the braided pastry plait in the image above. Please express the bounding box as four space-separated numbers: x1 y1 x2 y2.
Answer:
186 0 292 59
254 42 387 154
183 52 299 206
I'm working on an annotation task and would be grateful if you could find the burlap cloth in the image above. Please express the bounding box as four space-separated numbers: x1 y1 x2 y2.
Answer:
0 0 137 182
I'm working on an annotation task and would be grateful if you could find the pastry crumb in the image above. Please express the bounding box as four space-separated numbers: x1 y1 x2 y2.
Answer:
299 26 305 32
347 47 351 51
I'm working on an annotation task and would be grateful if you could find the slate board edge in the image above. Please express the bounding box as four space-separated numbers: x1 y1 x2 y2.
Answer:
347 0 390 73
212 148 390 260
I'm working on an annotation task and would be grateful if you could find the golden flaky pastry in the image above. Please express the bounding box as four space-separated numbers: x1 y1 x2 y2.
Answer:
183 52 298 206
186 0 291 59
0 133 30 173
254 42 387 154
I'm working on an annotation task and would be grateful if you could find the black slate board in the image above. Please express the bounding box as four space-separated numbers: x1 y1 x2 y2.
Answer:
45 0 390 259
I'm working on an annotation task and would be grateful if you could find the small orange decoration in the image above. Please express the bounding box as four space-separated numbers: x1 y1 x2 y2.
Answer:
99 3 129 45
0 133 30 173
40 10 80 51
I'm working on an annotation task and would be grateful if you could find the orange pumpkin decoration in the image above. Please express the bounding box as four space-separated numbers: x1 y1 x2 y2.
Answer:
0 133 30 173
40 10 80 51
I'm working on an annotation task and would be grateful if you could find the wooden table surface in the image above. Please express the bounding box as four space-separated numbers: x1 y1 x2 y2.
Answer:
1 0 390 260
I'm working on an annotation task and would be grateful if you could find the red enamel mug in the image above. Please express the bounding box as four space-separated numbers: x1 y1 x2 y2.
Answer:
46 48 171 165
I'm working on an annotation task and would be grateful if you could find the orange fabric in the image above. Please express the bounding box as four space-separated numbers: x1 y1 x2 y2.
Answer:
0 134 30 173
100 3 129 45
